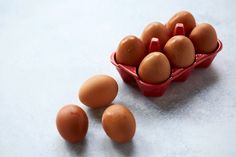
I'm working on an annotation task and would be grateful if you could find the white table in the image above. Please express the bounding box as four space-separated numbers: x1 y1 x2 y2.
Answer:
0 0 236 156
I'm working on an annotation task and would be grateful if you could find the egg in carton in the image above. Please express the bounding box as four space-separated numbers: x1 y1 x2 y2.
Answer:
110 23 223 97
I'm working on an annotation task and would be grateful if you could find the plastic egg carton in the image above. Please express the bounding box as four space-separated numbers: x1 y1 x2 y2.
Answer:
110 23 223 97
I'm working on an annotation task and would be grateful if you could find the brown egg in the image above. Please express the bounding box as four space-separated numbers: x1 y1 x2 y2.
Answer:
166 11 196 36
79 75 118 108
56 104 88 143
189 23 218 54
138 52 171 84
102 104 136 143
116 35 146 66
141 22 170 50
164 35 195 68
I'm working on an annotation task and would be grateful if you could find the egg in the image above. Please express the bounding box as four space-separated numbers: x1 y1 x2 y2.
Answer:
189 23 218 54
141 22 170 50
116 35 146 66
56 104 88 143
166 11 196 36
102 104 136 143
164 35 195 68
138 52 171 84
79 75 118 108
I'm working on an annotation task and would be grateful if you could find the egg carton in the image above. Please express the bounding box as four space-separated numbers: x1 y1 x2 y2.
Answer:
110 23 223 97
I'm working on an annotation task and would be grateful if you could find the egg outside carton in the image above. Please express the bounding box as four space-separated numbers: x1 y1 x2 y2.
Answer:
110 23 223 97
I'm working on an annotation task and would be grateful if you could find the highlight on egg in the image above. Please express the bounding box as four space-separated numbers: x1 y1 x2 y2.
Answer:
56 104 88 143
79 75 118 109
116 35 146 66
102 104 136 143
164 35 195 68
189 23 218 54
166 11 196 36
138 52 171 84
141 22 170 50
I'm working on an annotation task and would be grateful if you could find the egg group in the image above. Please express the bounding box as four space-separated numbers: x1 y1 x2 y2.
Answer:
114 11 219 84
55 11 220 147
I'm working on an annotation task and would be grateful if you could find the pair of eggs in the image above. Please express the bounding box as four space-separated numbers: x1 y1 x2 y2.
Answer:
56 75 136 144
116 11 218 84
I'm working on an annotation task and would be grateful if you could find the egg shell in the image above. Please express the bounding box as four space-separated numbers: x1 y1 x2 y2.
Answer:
166 11 196 36
102 104 136 143
116 35 146 66
138 52 171 84
79 75 118 108
164 35 195 68
189 23 218 54
141 22 170 50
56 104 88 143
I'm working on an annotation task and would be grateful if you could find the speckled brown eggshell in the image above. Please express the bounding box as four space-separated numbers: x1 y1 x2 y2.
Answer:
164 35 195 68
116 35 146 66
166 11 196 36
102 104 136 143
141 22 170 50
189 23 218 54
79 75 118 109
138 52 171 84
56 104 88 143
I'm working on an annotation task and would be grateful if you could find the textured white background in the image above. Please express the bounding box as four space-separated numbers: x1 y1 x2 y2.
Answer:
0 0 236 157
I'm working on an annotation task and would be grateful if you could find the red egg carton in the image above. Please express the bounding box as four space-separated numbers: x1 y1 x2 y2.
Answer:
110 23 223 96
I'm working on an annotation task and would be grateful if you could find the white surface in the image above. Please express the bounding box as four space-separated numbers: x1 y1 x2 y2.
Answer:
0 0 236 157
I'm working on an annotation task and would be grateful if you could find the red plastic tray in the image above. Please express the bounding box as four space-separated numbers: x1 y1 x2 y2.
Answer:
110 23 223 97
